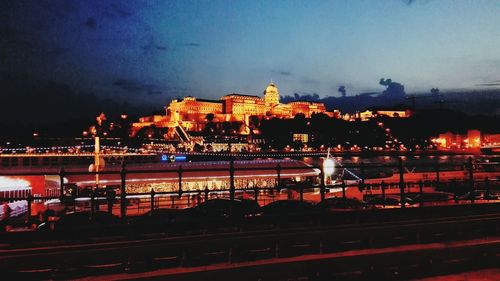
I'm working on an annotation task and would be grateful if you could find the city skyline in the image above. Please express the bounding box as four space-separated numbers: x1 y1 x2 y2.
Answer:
2 0 500 108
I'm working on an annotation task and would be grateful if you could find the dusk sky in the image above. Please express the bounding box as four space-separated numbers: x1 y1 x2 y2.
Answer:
2 0 500 106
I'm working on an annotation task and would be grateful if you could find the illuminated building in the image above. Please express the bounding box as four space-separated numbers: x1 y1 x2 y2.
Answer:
293 133 309 143
221 94 266 116
483 133 500 145
288 101 327 118
433 130 484 149
357 107 412 121
467 129 481 148
264 82 280 107
169 96 223 115
132 82 330 138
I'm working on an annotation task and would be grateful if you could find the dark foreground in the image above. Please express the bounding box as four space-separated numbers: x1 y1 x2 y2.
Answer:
1 202 500 280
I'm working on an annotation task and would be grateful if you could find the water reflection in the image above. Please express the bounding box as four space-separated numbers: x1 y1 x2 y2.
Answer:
303 154 492 168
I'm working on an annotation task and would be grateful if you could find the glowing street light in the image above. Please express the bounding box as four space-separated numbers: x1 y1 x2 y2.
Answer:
322 148 335 186
323 158 335 176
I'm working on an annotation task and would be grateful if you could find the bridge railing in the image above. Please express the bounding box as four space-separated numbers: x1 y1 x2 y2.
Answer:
0 157 498 227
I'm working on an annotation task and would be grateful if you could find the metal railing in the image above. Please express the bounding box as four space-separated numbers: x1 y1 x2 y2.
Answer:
0 157 499 227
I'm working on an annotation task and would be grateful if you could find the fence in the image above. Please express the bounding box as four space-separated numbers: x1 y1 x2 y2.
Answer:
0 157 499 226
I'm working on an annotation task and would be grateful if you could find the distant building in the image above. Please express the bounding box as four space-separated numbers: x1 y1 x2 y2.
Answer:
132 82 330 138
221 94 266 116
433 129 485 149
288 101 327 118
483 133 500 145
357 106 412 121
467 130 481 148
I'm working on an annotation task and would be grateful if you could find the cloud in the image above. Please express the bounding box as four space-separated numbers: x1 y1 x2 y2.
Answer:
141 35 168 54
403 0 433 6
182 42 201 47
112 78 163 94
271 70 293 76
85 17 97 29
379 78 406 97
338 86 346 97
476 80 500 87
281 92 320 103
102 3 132 19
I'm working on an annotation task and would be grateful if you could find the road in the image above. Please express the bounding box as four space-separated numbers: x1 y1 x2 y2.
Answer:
2 207 500 279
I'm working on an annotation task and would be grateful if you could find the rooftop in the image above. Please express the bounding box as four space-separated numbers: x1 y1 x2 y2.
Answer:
222 93 262 99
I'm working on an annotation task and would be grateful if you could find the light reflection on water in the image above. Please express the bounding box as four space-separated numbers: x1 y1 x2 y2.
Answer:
304 154 493 168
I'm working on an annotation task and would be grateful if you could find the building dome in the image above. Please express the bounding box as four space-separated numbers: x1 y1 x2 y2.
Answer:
265 82 278 94
264 82 280 106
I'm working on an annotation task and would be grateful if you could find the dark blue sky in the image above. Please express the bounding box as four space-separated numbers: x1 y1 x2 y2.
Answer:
2 0 500 107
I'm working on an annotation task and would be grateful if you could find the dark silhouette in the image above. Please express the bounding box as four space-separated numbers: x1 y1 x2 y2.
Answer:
338 86 346 98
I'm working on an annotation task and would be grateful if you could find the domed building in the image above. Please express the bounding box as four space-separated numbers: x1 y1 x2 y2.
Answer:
263 82 280 107
132 81 328 138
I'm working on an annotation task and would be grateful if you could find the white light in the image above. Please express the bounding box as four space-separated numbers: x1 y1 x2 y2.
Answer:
323 158 335 176
0 177 31 191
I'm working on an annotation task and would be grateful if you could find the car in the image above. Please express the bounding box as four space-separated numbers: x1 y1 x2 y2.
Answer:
316 197 368 211
38 211 121 233
366 196 414 209
186 198 260 219
256 200 319 227
128 208 185 233
457 190 500 201
259 200 316 216
178 198 261 232
129 199 260 234
407 192 454 205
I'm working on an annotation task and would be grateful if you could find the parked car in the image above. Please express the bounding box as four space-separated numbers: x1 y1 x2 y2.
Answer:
38 211 120 233
130 199 260 233
366 196 414 209
316 197 368 211
186 198 260 219
407 192 454 205
128 208 185 231
457 190 500 201
181 198 261 232
259 200 316 216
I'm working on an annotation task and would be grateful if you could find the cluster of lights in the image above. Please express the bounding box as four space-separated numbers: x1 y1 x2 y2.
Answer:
0 144 95 153
157 159 312 166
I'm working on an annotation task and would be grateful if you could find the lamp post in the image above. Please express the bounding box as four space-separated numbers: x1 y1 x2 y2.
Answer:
92 113 107 188
94 136 101 186
322 148 335 185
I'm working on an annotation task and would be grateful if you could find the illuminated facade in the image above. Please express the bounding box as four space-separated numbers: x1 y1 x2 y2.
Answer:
433 129 483 149
221 94 266 116
264 82 280 107
288 101 327 118
357 107 412 121
132 82 329 137
169 96 223 115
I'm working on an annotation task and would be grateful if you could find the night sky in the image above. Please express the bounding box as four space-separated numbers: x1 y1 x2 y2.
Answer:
1 0 500 108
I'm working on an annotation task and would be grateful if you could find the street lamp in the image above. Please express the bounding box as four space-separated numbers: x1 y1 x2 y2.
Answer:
322 148 335 186
323 158 335 176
